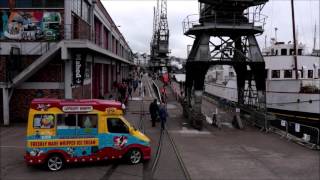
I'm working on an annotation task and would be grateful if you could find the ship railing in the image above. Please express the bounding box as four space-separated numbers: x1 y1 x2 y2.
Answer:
269 118 320 149
182 12 267 34
182 14 200 34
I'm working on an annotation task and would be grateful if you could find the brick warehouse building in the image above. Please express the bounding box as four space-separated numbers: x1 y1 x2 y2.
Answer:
0 0 134 125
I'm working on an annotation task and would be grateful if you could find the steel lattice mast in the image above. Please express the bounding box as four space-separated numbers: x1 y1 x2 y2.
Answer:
150 6 158 62
150 0 169 72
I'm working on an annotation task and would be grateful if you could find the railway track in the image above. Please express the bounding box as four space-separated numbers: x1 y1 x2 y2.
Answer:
100 82 148 180
148 80 191 180
101 76 191 180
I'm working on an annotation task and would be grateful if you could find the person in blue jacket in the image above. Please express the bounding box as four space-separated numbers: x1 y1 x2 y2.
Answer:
158 102 168 130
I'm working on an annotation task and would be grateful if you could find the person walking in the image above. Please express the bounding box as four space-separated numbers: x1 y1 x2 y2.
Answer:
149 99 159 127
159 103 168 130
160 86 167 103
133 79 138 93
137 80 142 96
128 85 133 99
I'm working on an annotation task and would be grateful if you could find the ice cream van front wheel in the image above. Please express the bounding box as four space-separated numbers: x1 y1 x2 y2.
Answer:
46 154 64 171
127 149 142 164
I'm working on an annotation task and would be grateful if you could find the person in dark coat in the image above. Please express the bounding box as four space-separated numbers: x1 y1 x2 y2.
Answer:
133 79 138 92
149 99 159 127
128 85 133 99
158 103 168 130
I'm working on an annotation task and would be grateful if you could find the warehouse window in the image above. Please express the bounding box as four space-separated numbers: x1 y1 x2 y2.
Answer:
82 1 90 23
72 0 81 15
104 27 109 50
45 0 64 7
0 0 9 8
15 0 63 8
16 0 32 7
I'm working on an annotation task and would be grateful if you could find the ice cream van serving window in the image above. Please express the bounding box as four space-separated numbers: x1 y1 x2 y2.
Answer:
56 114 98 135
33 114 55 129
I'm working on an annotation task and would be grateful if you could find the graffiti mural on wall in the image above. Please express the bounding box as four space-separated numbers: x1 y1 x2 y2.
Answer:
0 11 62 41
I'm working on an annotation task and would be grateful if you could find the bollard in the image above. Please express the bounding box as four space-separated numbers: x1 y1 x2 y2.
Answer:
233 108 243 129
212 108 221 129
212 113 216 126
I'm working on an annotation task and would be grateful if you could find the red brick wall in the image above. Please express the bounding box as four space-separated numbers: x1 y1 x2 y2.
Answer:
1 53 65 123
10 89 64 123
72 84 92 99
20 55 41 69
27 62 64 82
0 55 64 82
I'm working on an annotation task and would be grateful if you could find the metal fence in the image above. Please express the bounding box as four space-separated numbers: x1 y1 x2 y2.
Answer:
240 107 320 149
203 92 320 149
269 119 320 149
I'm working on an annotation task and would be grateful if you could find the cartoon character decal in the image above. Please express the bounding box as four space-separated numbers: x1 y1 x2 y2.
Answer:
34 114 54 129
113 136 128 150
40 115 54 128
66 147 75 157
30 148 44 157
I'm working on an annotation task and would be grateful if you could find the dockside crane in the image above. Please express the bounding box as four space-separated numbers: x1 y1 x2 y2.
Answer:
150 0 170 73
182 0 268 130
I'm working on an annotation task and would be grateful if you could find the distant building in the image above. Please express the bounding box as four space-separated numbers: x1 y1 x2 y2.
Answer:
134 52 150 66
0 0 134 125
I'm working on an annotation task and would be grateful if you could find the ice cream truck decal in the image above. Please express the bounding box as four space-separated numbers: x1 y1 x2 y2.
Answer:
25 98 151 171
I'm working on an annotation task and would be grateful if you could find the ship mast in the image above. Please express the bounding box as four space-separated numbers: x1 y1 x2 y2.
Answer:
313 23 317 51
291 0 298 79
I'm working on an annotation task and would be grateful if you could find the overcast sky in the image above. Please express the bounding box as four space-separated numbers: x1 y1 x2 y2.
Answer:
102 0 320 58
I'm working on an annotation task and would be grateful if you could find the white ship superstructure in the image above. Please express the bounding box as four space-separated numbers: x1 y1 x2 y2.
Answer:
205 41 320 122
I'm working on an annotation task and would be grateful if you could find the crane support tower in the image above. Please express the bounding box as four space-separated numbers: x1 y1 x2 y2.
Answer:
150 0 170 73
182 0 268 130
